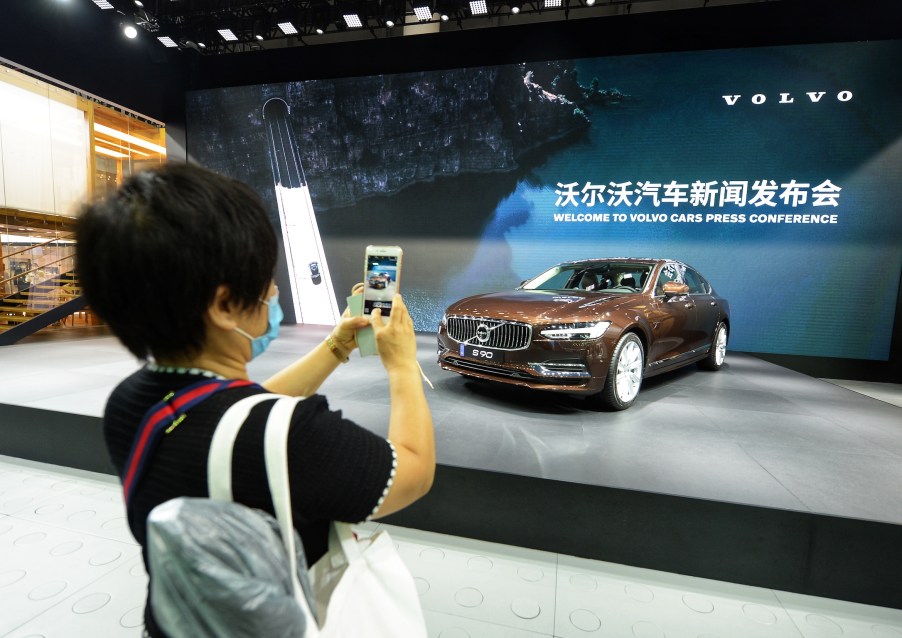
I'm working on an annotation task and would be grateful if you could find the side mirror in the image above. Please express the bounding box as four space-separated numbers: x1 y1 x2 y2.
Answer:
662 281 689 297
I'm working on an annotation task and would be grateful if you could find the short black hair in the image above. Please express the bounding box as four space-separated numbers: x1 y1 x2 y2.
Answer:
75 163 278 361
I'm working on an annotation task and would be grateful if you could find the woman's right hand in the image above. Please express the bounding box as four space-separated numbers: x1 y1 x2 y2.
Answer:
371 294 418 371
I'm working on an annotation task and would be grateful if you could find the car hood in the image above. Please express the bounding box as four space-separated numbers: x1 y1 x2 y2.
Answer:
445 289 635 322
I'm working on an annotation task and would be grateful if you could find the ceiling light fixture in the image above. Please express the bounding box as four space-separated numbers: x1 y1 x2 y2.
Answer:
412 5 433 21
255 34 264 41
94 123 167 155
277 21 298 35
544 0 562 7
157 36 178 47
218 28 238 41
91 0 113 9
342 13 363 28
123 24 138 38
469 0 488 15
95 145 129 159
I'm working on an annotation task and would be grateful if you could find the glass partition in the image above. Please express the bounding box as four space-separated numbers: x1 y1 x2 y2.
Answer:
1 62 165 338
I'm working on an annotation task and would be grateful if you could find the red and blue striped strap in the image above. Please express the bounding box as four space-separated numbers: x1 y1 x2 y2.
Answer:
121 378 258 506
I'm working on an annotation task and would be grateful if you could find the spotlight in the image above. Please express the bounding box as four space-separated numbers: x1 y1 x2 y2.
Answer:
255 34 265 41
440 13 449 20
586 0 595 4
315 27 325 34
382 1 403 29
511 4 520 12
134 0 144 6
197 41 206 48
123 24 138 38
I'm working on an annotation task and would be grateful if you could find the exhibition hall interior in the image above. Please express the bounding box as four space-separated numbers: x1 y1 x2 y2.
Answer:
1 0 901 636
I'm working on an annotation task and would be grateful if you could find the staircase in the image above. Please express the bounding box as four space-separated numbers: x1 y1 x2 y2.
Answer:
0 271 90 346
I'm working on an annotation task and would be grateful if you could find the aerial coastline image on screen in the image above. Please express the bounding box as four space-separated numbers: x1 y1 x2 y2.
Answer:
186 38 902 361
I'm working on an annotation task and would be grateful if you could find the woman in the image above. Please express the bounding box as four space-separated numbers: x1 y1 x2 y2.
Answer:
75 163 434 636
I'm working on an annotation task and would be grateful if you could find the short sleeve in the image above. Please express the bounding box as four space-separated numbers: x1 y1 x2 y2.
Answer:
284 394 395 525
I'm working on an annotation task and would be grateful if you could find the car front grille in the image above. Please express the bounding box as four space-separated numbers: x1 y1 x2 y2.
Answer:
446 316 531 350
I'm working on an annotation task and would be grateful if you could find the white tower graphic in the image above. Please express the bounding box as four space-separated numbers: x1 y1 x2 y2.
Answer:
263 98 341 325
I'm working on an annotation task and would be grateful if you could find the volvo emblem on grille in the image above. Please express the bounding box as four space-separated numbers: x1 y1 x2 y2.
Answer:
476 323 490 343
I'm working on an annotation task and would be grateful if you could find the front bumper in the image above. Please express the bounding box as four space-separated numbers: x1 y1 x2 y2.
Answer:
437 326 611 394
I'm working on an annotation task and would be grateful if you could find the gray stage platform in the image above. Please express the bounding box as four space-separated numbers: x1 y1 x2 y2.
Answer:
1 325 900 608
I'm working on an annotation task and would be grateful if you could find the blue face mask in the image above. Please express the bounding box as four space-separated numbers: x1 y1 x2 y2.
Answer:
235 288 284 360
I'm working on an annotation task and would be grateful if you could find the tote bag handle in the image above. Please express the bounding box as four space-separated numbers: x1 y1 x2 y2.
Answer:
206 394 321 633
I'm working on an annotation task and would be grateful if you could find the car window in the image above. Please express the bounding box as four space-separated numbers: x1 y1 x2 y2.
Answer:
523 266 580 290
683 268 707 294
524 263 654 292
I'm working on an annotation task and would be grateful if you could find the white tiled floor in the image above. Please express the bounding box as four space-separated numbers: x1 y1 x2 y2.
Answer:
1 455 901 637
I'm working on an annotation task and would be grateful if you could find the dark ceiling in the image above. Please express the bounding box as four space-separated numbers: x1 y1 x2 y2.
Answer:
93 0 778 55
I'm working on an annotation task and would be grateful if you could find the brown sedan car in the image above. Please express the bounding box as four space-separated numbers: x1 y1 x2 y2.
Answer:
437 258 730 410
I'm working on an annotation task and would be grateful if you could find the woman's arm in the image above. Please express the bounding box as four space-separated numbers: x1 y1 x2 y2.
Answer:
262 283 368 397
261 316 368 396
367 295 435 518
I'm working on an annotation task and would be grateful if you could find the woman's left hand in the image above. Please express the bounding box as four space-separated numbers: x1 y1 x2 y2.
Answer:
330 283 368 356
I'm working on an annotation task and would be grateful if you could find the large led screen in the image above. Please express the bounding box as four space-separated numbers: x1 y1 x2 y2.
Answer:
186 39 902 360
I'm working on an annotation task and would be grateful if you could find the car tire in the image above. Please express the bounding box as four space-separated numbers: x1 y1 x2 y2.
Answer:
698 322 727 371
597 332 644 411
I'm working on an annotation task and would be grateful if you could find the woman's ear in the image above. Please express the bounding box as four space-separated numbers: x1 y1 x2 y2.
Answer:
205 284 242 331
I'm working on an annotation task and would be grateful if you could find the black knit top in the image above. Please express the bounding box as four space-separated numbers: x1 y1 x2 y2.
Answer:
103 366 396 636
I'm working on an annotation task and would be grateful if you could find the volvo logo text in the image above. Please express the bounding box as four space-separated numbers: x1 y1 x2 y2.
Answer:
722 91 853 106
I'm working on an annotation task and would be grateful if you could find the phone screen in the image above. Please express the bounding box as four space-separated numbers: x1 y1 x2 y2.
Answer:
363 249 401 316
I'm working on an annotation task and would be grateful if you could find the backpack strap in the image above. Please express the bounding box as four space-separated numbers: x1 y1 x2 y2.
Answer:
122 377 258 506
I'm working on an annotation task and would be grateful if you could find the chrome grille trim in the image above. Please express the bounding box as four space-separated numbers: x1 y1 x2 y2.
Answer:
445 315 532 350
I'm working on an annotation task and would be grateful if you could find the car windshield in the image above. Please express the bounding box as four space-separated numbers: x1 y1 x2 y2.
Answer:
522 262 654 293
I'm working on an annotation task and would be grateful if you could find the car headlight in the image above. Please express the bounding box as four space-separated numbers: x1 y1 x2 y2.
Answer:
540 321 611 340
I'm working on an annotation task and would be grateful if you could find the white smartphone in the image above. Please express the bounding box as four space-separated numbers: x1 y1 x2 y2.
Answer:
363 245 402 317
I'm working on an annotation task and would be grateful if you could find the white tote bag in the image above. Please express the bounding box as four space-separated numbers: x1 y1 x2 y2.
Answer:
210 394 428 638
